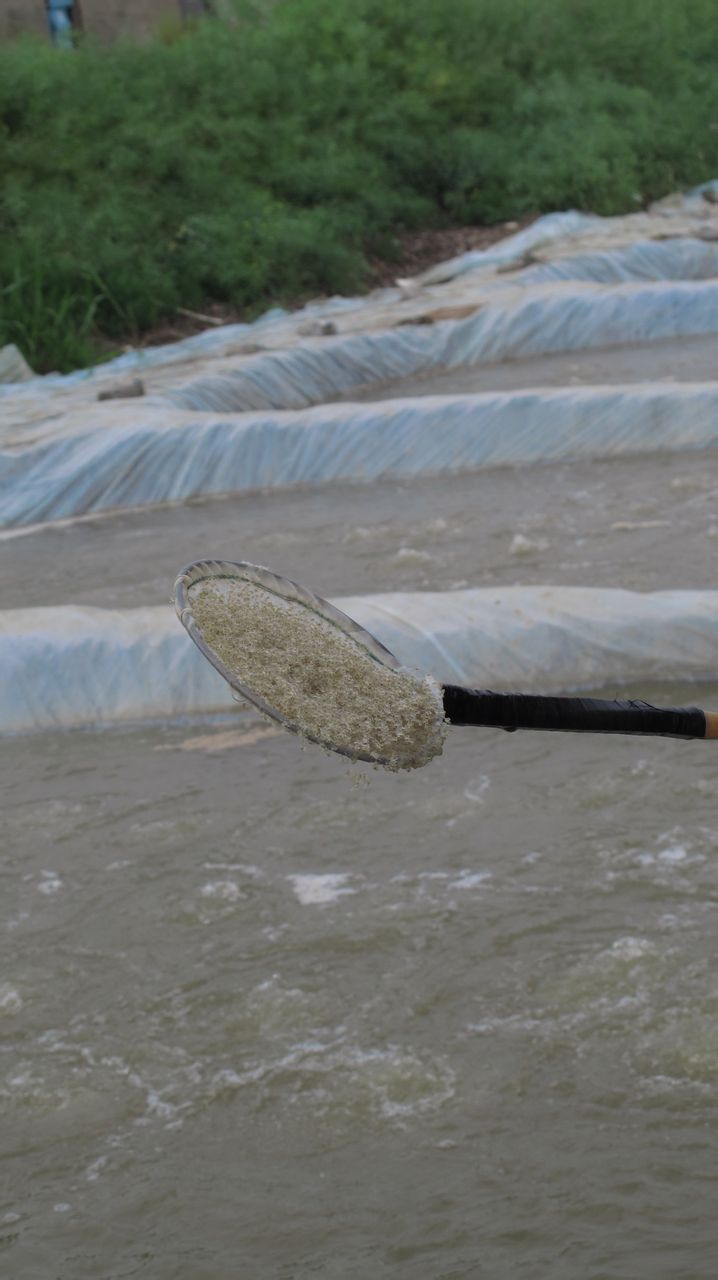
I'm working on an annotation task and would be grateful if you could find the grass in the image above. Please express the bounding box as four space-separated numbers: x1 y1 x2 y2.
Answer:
1 0 717 372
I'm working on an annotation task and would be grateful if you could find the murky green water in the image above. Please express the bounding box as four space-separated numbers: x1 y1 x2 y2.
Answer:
3 687 718 1278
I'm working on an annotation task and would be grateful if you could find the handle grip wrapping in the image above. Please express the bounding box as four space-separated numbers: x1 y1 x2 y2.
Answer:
442 686 707 741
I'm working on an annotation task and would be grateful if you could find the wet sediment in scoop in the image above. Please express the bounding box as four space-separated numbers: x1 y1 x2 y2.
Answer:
187 578 446 771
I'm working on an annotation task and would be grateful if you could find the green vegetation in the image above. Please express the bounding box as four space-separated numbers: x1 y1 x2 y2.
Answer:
2 0 717 371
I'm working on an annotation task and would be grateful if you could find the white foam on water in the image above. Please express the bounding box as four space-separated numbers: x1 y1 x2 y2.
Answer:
288 873 356 906
466 1014 545 1035
85 1156 109 1184
448 870 492 890
605 936 657 961
202 862 262 877
0 985 23 1015
37 871 63 896
463 775 491 805
129 818 178 837
636 1015 718 1089
199 880 244 902
508 533 550 557
658 844 690 864
391 547 439 565
207 1037 456 1123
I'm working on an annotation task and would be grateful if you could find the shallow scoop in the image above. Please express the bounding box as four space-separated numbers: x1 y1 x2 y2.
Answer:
174 560 446 771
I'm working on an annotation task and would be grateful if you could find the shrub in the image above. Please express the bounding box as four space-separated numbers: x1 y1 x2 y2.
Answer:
1 0 717 370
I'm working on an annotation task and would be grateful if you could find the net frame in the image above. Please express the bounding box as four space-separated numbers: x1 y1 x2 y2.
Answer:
173 558 435 765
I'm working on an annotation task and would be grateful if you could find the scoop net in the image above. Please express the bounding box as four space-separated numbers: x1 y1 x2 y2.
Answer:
174 560 446 770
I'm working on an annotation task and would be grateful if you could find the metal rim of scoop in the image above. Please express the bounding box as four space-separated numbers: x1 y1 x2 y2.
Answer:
175 559 717 754
174 558 442 765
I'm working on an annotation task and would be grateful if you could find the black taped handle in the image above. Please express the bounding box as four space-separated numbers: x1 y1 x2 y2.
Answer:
442 686 707 741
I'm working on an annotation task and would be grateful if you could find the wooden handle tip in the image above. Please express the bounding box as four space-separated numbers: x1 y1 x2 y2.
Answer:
704 712 718 739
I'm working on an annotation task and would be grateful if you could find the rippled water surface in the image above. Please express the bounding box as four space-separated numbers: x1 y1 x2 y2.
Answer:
4 688 718 1278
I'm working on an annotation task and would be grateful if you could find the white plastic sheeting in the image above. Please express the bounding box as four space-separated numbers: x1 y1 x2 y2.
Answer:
418 212 601 285
417 180 718 285
2 184 711 535
441 278 718 374
0 605 230 734
149 279 718 415
1 182 717 411
4 382 718 527
2 233 715 418
4 587 718 735
346 587 718 691
3 183 718 738
0 182 715 407
0 345 33 384
518 239 718 286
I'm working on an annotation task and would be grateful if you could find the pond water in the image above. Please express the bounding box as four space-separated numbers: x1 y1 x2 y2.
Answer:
3 687 718 1279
